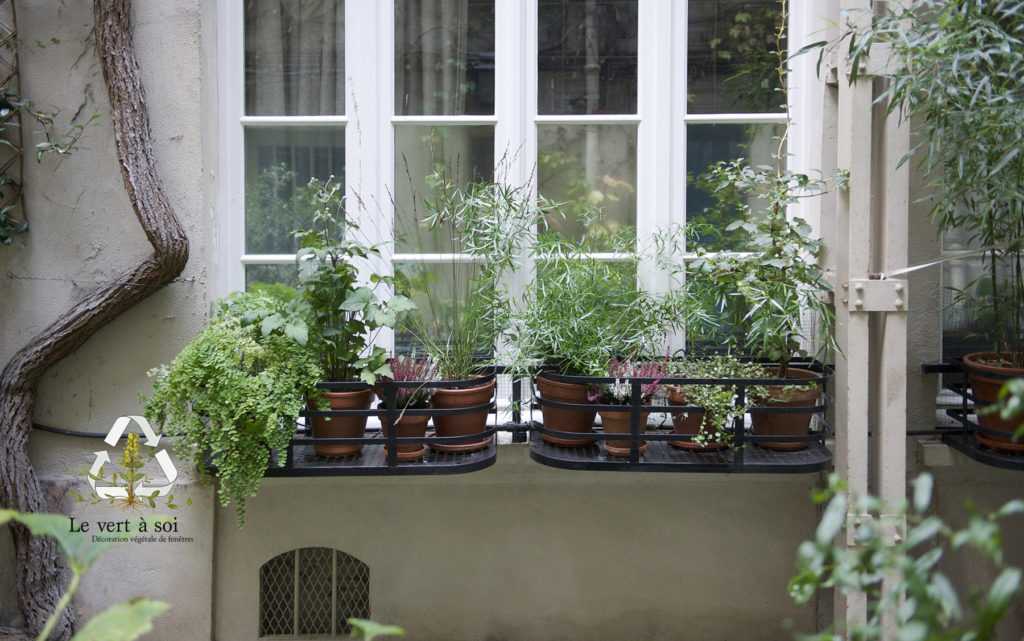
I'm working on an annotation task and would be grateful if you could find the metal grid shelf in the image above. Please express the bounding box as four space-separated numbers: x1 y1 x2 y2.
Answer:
266 438 498 477
527 361 833 474
942 430 1024 471
529 431 832 473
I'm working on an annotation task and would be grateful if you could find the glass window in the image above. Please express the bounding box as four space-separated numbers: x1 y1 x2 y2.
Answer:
686 123 785 251
394 125 495 254
245 0 346 116
395 0 496 115
538 124 638 251
245 127 345 255
538 0 639 115
687 0 786 114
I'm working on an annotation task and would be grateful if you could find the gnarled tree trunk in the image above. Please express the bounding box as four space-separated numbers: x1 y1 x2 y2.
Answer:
0 1 189 638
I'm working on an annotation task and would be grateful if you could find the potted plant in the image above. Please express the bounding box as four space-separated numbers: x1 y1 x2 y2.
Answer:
510 232 678 446
398 173 543 452
144 288 321 524
688 161 836 450
841 2 1024 451
589 359 665 457
380 355 437 461
296 177 415 457
667 356 769 451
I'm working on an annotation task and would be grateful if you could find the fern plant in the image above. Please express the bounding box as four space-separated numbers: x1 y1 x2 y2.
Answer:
144 290 321 524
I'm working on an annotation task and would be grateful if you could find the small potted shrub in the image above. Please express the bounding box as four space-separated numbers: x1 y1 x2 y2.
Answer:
511 233 677 446
589 359 665 456
689 162 836 450
144 288 321 524
297 177 415 457
668 356 769 451
381 355 437 461
398 175 542 452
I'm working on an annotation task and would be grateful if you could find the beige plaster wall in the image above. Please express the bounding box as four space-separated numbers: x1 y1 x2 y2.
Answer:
215 447 824 641
0 0 217 638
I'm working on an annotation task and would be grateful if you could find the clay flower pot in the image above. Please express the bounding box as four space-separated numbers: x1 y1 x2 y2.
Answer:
599 408 650 457
430 378 495 453
310 388 373 457
750 368 820 451
963 352 1024 452
667 387 727 451
381 411 429 461
536 372 597 446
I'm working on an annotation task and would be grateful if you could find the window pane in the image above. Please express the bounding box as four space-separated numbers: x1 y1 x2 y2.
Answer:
396 0 495 115
394 261 493 356
538 0 638 115
688 0 785 114
394 125 494 253
245 127 345 254
686 123 784 251
245 0 345 116
538 124 637 250
245 264 299 290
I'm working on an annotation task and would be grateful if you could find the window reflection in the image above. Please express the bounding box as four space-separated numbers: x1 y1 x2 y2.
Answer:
538 0 638 115
245 127 345 255
394 125 494 253
245 0 345 116
688 0 786 114
396 0 496 115
686 123 785 251
538 124 637 250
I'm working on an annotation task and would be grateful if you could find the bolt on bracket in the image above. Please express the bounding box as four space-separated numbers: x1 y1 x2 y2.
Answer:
843 278 909 312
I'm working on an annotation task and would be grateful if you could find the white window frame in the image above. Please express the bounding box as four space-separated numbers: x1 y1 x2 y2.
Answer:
215 0 821 353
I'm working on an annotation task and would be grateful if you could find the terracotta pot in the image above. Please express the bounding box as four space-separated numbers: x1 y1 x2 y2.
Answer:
963 352 1024 452
668 387 727 451
536 373 597 446
599 408 650 457
430 378 495 453
381 411 428 461
310 388 373 457
751 368 820 451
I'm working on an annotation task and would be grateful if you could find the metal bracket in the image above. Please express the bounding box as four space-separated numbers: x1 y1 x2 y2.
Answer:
842 279 908 312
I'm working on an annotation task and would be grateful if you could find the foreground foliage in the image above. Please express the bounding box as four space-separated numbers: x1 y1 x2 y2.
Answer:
0 510 168 641
791 474 1023 641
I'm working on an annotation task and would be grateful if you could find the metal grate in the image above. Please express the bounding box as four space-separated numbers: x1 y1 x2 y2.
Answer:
259 548 370 638
259 552 295 636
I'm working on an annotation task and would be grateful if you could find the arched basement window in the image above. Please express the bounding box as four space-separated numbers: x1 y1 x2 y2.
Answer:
259 547 370 637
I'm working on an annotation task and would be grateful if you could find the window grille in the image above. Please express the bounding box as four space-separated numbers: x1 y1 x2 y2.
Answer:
259 547 370 638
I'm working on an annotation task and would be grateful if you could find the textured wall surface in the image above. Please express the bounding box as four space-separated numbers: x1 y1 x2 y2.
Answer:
0 1 216 638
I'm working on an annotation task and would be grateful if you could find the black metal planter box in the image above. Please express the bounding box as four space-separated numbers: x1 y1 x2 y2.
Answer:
528 362 833 474
267 374 505 477
923 360 1024 472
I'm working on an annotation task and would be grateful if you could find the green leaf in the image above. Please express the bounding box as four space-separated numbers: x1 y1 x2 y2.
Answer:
284 321 308 345
987 568 1022 612
0 510 106 570
816 494 847 544
347 619 405 641
70 598 170 641
913 474 933 514
340 287 375 312
387 295 417 314
260 314 284 336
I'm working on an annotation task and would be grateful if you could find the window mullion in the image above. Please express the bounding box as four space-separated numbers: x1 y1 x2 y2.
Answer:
495 0 535 364
346 0 395 352
217 0 246 297
636 0 675 299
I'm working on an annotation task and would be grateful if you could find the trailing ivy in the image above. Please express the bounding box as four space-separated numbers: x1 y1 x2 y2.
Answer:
144 290 321 524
